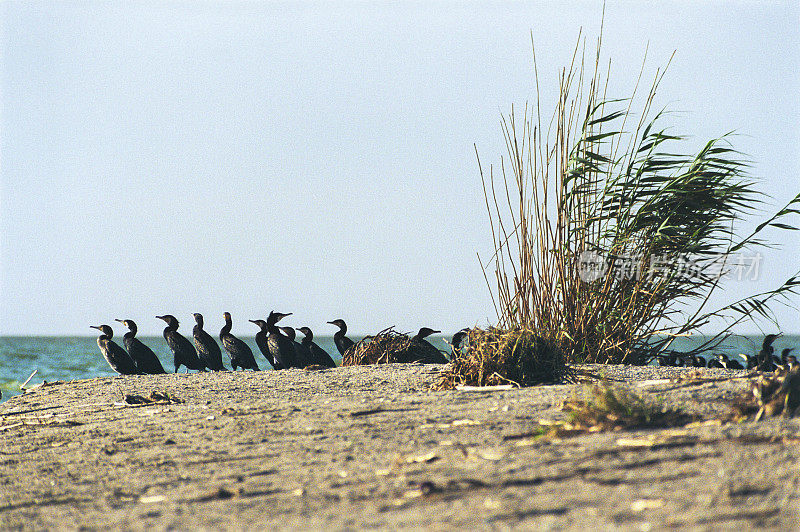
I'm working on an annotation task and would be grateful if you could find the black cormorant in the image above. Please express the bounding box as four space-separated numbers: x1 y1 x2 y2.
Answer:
296 327 337 368
667 352 686 367
114 319 166 374
410 327 449 364
707 355 724 368
192 313 227 371
156 315 205 373
279 326 313 368
220 312 260 371
327 319 355 357
266 312 298 368
757 334 781 372
723 354 745 370
249 319 283 370
251 312 297 369
91 324 138 375
781 348 794 367
451 328 470 359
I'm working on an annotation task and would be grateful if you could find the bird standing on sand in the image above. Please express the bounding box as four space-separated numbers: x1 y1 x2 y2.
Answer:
250 319 283 370
757 334 781 372
266 312 298 368
91 324 138 375
251 312 297 369
156 315 205 373
410 327 450 364
722 353 745 370
192 313 227 371
220 312 260 371
114 319 166 374
279 326 313 368
328 319 355 357
297 327 337 368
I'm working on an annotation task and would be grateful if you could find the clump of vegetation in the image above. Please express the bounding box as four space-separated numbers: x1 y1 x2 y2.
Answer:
732 367 800 420
434 327 567 389
342 327 444 366
476 30 800 367
562 383 695 431
123 390 183 405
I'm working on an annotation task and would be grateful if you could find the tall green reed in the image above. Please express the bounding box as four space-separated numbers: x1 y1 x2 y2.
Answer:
478 32 800 364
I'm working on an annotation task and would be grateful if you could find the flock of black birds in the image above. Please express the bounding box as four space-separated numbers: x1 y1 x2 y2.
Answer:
653 334 797 371
90 311 446 375
91 315 796 377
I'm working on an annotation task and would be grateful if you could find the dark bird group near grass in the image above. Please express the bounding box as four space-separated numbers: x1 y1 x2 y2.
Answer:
92 317 795 377
652 333 797 371
91 312 449 376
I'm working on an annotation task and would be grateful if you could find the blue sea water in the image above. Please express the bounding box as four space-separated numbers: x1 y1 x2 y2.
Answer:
1 334 798 403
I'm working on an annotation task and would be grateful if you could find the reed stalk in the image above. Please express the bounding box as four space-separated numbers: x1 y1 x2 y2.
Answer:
478 32 800 365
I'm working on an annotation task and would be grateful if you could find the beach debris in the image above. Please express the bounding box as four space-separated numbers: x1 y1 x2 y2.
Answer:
433 327 569 389
350 407 386 417
562 384 695 431
123 391 184 406
17 369 65 394
455 384 515 392
631 499 664 512
195 487 236 502
506 384 695 441
731 366 800 420
139 495 166 504
402 451 439 464
20 369 38 390
24 380 64 392
342 327 447 366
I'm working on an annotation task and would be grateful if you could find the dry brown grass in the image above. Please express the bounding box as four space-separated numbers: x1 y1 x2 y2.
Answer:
731 366 800 420
562 384 695 431
434 327 568 389
341 328 446 366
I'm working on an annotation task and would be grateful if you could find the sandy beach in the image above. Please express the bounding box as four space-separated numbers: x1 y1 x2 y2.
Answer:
1 363 798 529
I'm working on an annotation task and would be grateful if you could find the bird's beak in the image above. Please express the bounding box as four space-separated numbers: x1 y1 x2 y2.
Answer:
90 325 102 331
155 315 164 320
327 321 335 325
431 330 441 335
114 319 124 324
249 320 257 324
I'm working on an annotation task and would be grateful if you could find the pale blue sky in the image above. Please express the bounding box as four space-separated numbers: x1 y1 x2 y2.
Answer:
1 1 798 336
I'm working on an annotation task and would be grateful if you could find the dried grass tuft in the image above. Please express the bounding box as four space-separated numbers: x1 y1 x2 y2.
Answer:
342 328 446 366
563 384 694 431
434 327 568 389
731 366 800 420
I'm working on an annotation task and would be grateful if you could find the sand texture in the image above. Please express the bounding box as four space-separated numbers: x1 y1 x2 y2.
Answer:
1 364 798 530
